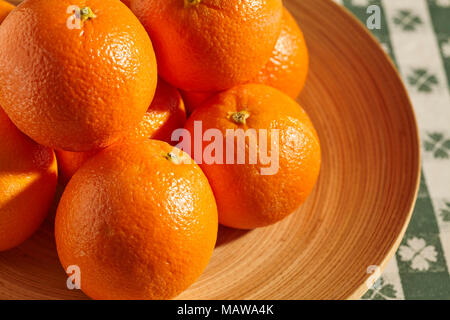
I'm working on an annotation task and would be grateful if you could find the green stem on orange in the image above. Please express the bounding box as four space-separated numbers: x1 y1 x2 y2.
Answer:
227 110 251 125
184 0 201 7
80 7 96 23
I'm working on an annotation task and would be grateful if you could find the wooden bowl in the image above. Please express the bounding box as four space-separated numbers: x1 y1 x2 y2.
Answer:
0 0 420 299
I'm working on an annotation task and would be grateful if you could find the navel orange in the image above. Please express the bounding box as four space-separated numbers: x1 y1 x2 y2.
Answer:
133 78 186 143
0 108 57 251
56 78 186 184
55 149 98 186
132 0 283 92
55 140 218 299
181 7 310 112
0 0 14 24
251 8 309 99
184 84 321 229
0 0 157 152
181 90 215 116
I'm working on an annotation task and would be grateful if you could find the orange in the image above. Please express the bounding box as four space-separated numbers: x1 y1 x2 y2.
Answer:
181 90 215 116
56 78 186 184
132 0 283 92
251 8 309 99
181 8 309 112
0 108 57 251
0 0 157 152
133 78 186 143
184 84 321 229
55 140 218 300
0 0 14 24
55 149 98 185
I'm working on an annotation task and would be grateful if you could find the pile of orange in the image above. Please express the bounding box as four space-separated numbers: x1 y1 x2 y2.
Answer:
0 0 320 300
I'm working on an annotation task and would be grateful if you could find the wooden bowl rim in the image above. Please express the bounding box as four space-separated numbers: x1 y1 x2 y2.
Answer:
0 0 422 300
323 0 421 299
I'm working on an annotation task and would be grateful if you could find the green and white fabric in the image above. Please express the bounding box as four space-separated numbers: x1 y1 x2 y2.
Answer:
332 0 450 300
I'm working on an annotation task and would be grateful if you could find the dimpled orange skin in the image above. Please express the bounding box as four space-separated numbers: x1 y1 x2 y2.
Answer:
181 8 309 113
55 78 186 184
0 0 14 24
251 8 309 99
133 78 186 143
184 84 321 229
55 140 218 300
0 108 57 251
0 0 157 152
131 0 283 92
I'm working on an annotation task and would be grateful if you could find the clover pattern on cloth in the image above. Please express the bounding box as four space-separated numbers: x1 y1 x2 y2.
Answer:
439 201 450 222
342 0 450 300
362 277 398 300
393 10 423 31
398 237 438 271
407 68 439 93
424 132 450 159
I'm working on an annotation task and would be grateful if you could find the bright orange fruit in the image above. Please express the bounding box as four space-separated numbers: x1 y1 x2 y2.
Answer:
133 78 186 143
181 7 310 112
132 0 283 92
181 90 215 116
184 84 321 229
55 140 218 300
0 0 14 24
0 0 157 152
55 149 98 186
251 8 309 99
56 78 186 184
0 108 57 251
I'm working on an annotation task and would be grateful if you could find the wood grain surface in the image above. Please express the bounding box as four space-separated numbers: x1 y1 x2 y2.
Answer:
0 0 420 299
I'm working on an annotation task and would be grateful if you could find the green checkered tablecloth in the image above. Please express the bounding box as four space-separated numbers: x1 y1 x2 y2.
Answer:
333 0 450 300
